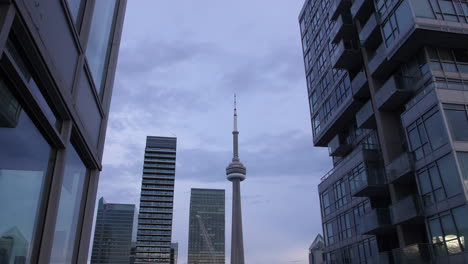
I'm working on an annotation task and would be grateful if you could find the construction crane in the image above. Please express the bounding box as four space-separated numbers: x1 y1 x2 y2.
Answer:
195 214 218 263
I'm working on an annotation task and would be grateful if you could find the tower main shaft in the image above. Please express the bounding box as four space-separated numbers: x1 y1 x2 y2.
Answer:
226 94 246 264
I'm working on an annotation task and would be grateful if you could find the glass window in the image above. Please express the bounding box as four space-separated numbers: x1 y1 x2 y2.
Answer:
425 111 448 149
413 0 436 18
437 154 462 197
452 206 468 248
457 152 468 191
0 78 52 263
444 107 468 141
86 0 118 94
5 39 60 130
66 0 84 23
50 145 87 263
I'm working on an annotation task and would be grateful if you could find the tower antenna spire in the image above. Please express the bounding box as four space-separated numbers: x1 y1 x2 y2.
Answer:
234 94 238 132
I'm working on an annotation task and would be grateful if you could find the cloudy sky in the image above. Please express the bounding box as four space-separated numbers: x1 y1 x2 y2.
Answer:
94 1 332 263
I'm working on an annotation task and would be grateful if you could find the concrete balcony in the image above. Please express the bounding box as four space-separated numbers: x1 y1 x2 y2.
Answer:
359 208 393 235
359 13 381 49
385 152 415 184
351 70 370 99
313 86 362 147
331 40 362 70
319 142 381 187
390 195 424 225
350 164 387 197
368 44 388 77
331 15 356 43
351 0 373 21
356 99 375 129
375 75 414 111
392 244 432 264
329 0 352 20
328 134 352 157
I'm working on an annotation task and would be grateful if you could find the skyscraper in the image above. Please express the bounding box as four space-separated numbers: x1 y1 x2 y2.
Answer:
0 1 126 263
226 95 246 264
187 188 225 264
299 0 468 262
135 136 177 263
91 198 135 264
170 243 178 264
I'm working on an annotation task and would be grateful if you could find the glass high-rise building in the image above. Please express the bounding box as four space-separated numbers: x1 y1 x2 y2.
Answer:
91 198 135 263
299 0 468 262
170 243 178 264
135 136 177 263
187 188 225 264
0 1 127 263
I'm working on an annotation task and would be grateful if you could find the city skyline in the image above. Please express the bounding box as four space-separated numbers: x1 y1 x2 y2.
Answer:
93 0 332 263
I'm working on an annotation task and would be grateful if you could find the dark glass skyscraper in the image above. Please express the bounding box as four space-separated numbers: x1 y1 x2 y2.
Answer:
187 188 225 264
299 0 468 262
135 136 177 263
91 198 135 263
0 1 126 263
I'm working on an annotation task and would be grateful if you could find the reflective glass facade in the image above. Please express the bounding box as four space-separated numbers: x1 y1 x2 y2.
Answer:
187 188 225 264
299 0 468 261
135 136 177 264
91 198 135 264
0 0 126 263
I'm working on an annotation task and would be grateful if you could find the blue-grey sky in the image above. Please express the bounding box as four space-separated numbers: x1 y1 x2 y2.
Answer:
94 1 332 263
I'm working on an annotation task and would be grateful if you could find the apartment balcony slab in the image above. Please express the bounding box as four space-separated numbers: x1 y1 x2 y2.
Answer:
359 13 381 49
329 0 352 20
319 143 381 190
351 70 370 99
331 15 356 43
331 40 362 70
385 152 415 184
350 164 387 197
356 99 375 129
376 75 414 111
351 0 373 21
328 133 352 157
390 195 424 225
359 208 393 235
313 92 361 147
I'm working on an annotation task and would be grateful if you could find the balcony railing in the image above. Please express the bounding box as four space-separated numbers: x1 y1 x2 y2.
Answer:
356 99 375 129
321 140 380 182
350 165 387 197
351 70 369 99
390 195 424 225
329 0 352 20
359 208 393 235
351 0 373 20
376 75 415 110
328 134 352 157
359 13 381 49
331 39 362 70
331 15 356 43
385 152 415 183
369 44 387 76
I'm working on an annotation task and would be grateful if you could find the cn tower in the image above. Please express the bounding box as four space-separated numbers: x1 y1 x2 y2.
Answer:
226 94 246 264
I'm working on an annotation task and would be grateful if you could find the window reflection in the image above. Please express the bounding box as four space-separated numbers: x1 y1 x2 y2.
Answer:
50 145 87 263
0 78 52 263
65 0 84 23
86 0 118 94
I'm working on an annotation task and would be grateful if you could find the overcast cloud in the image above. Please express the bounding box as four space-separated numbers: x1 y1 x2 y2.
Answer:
94 1 332 263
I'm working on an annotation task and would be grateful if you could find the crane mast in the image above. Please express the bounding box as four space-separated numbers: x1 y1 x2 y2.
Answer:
195 214 217 263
